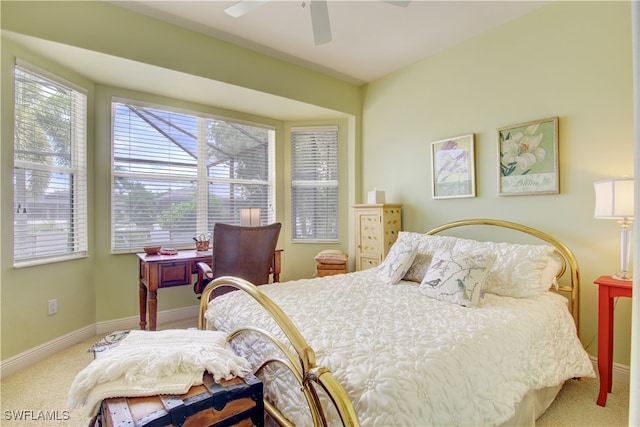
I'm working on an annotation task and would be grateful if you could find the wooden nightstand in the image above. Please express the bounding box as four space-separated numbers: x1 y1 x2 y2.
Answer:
594 275 633 407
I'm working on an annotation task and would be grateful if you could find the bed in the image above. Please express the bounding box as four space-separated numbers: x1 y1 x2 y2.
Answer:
198 219 595 427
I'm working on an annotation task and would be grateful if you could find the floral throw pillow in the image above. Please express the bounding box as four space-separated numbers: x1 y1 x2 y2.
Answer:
419 250 496 307
377 239 417 285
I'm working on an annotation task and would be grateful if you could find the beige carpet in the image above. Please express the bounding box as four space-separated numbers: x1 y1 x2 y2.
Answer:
0 318 630 426
536 377 629 426
0 318 196 427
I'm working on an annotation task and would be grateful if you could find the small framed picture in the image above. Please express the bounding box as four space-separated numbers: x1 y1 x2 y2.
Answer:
430 134 476 199
498 117 559 196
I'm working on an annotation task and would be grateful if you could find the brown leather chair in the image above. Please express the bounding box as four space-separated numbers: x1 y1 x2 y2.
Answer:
194 222 281 298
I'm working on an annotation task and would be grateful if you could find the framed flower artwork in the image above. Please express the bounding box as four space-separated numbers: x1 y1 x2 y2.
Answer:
430 133 476 199
498 117 559 196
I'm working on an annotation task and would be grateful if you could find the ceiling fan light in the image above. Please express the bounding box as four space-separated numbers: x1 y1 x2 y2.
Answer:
224 0 269 18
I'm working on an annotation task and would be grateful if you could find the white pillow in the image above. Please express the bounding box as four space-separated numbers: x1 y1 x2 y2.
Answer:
419 249 496 307
452 238 555 298
397 231 459 256
540 254 562 291
377 238 417 285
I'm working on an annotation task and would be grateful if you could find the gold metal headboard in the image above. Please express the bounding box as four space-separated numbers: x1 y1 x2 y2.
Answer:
426 218 581 333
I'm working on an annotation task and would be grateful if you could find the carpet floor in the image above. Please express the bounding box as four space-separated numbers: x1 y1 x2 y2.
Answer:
0 318 630 426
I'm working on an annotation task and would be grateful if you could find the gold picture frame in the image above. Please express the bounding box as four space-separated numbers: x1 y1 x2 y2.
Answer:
430 134 476 199
498 117 559 196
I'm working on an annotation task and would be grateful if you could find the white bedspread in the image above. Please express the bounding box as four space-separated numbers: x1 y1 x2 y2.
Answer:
205 269 594 426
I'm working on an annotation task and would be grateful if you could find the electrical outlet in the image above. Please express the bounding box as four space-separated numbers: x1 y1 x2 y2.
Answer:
48 299 57 315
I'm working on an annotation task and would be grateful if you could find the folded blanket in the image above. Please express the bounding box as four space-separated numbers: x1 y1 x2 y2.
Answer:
68 329 251 417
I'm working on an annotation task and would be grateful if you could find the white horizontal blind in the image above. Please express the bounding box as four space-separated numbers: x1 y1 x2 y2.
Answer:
291 126 339 241
112 101 274 252
13 62 88 265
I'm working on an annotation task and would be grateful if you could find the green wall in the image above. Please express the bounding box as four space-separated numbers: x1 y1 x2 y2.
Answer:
1 0 635 370
1 1 361 360
1 39 99 359
361 1 634 365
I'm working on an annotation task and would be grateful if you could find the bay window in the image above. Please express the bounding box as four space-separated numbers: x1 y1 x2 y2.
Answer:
111 100 275 252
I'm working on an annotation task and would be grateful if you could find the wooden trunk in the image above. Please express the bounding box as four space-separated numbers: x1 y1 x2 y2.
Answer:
97 373 263 427
316 262 347 277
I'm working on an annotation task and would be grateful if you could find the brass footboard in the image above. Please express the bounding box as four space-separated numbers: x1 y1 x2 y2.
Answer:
198 276 360 427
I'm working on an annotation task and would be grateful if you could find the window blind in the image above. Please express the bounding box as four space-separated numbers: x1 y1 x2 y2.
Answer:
291 126 339 241
111 100 274 252
13 62 88 265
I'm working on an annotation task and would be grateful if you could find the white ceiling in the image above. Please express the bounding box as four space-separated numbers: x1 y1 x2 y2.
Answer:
112 0 548 85
4 1 548 120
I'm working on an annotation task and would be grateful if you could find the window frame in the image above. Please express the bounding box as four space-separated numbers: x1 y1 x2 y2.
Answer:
110 98 276 254
12 59 88 267
290 125 339 243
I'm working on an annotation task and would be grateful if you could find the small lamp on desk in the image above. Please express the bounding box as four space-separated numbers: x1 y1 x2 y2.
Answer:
594 177 635 280
240 207 261 227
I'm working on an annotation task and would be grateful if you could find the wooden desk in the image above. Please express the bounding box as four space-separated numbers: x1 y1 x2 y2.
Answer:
594 275 633 407
138 250 281 330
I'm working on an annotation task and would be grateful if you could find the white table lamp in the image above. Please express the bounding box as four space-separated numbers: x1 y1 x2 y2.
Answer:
594 177 634 280
240 208 261 227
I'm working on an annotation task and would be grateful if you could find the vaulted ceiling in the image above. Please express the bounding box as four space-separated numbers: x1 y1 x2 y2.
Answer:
113 1 547 86
4 1 548 120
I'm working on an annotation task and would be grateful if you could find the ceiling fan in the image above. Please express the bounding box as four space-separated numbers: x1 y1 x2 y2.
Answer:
224 0 410 46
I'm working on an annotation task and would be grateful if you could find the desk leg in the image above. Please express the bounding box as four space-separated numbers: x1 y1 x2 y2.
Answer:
139 282 147 330
596 287 613 406
149 290 158 331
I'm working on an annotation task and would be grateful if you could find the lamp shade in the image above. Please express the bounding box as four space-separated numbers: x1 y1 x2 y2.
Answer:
593 178 634 219
240 208 261 226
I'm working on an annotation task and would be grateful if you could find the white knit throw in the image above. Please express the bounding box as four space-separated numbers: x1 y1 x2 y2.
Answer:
67 329 251 417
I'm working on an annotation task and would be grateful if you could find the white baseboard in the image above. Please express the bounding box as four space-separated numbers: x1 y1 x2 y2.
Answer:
0 305 199 379
94 305 199 335
590 355 631 384
0 324 97 380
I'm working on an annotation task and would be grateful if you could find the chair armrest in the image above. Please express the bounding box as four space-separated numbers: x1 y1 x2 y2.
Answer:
194 261 214 294
196 261 213 279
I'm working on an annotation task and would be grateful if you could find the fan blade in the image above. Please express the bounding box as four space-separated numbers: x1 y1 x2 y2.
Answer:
384 0 410 7
224 0 269 18
310 0 332 45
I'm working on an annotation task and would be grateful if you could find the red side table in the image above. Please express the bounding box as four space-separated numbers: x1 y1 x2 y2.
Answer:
594 275 633 407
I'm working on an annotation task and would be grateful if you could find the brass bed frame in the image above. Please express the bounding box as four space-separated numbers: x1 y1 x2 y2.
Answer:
198 219 581 427
426 218 580 331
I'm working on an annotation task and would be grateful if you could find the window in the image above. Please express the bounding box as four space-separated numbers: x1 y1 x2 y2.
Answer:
291 126 339 241
13 61 88 266
111 100 275 252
